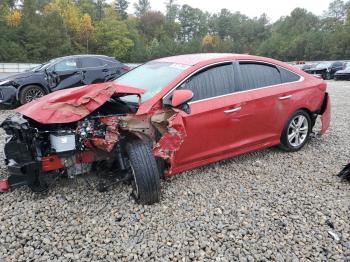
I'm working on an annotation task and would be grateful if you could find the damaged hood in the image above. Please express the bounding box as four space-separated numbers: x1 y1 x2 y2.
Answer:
16 82 145 124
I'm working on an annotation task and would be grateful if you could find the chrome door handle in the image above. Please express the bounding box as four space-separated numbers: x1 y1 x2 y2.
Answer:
279 95 292 100
224 107 241 113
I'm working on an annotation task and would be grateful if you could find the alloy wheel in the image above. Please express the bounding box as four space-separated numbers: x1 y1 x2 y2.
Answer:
287 115 309 147
25 88 45 103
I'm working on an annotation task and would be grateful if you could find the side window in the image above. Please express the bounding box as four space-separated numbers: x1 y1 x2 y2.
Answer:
239 62 281 90
279 67 301 83
54 59 77 71
179 64 235 102
80 57 103 68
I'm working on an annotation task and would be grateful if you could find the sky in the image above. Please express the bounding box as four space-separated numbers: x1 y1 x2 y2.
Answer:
126 0 333 21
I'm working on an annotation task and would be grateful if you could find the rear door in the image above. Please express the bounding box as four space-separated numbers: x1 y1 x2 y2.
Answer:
49 58 82 91
79 57 106 85
231 61 303 147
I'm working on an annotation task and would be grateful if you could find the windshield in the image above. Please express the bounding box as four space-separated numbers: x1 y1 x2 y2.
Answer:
29 64 43 72
346 63 350 69
32 58 59 72
316 62 332 69
114 62 190 103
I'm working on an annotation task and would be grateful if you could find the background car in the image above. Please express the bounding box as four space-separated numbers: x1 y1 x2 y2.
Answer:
293 63 317 72
334 62 350 81
1 53 330 204
304 61 345 80
0 55 130 105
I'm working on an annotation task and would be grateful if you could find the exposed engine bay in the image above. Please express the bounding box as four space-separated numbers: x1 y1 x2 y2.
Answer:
0 97 170 195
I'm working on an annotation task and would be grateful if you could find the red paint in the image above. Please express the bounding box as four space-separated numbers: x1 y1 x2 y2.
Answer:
153 112 187 175
0 179 10 192
42 155 64 172
15 54 330 177
16 82 144 124
147 54 330 175
76 151 96 163
171 90 194 107
320 93 331 135
88 117 119 152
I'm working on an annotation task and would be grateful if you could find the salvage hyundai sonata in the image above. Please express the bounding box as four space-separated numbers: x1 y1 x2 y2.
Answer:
0 54 331 204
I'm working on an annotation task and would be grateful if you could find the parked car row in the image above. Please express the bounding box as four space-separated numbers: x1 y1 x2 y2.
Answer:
0 55 130 106
292 61 350 80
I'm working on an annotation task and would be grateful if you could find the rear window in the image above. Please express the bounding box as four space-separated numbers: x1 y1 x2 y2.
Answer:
239 62 281 90
279 67 301 83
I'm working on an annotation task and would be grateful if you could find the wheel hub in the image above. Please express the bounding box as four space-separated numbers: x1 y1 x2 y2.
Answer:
287 115 309 147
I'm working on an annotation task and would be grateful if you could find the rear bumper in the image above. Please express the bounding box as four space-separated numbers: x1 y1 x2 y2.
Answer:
334 74 350 80
0 85 17 105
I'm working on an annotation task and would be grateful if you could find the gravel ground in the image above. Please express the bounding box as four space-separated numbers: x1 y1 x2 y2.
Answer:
0 81 350 261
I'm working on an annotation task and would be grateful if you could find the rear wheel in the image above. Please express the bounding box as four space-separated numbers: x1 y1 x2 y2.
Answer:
19 85 45 104
279 110 311 152
325 72 331 80
126 141 161 204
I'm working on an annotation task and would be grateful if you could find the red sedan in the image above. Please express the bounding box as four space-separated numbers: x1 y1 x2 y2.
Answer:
1 54 330 204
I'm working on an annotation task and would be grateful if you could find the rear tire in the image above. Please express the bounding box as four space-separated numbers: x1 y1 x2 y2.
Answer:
126 141 161 204
19 85 45 104
279 110 311 152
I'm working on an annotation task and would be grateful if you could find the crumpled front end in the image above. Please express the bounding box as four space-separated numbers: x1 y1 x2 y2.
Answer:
1 112 131 192
0 85 17 105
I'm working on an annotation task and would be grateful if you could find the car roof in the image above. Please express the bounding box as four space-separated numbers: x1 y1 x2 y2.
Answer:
53 54 117 61
153 53 242 66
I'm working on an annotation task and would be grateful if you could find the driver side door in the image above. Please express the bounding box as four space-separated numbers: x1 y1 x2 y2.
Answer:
48 58 82 91
170 62 242 169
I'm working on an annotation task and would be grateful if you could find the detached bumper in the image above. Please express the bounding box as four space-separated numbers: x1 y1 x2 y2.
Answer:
0 85 17 105
320 93 331 135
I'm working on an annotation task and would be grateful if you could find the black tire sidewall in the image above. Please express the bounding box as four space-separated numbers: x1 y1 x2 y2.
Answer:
126 141 161 204
280 110 312 152
19 85 45 104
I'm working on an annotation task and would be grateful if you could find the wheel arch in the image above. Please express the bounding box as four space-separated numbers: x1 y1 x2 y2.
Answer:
295 107 316 127
16 83 49 100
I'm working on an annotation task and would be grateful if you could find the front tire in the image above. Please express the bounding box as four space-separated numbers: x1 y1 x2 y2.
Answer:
279 110 311 152
19 85 45 104
126 141 161 204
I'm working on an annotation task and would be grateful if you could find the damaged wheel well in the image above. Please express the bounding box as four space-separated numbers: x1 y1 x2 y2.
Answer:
299 108 316 127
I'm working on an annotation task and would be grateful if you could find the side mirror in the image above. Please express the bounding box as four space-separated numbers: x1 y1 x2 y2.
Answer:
171 89 194 107
171 89 193 114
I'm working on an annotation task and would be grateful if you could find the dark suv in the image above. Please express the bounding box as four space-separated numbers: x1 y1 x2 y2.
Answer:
0 55 130 105
304 61 345 80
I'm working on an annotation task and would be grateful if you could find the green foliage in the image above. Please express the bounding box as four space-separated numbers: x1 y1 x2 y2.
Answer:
93 12 134 60
114 0 129 19
133 0 150 17
0 0 349 63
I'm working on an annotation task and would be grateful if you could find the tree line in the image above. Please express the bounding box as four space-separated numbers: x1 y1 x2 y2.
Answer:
0 0 349 63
